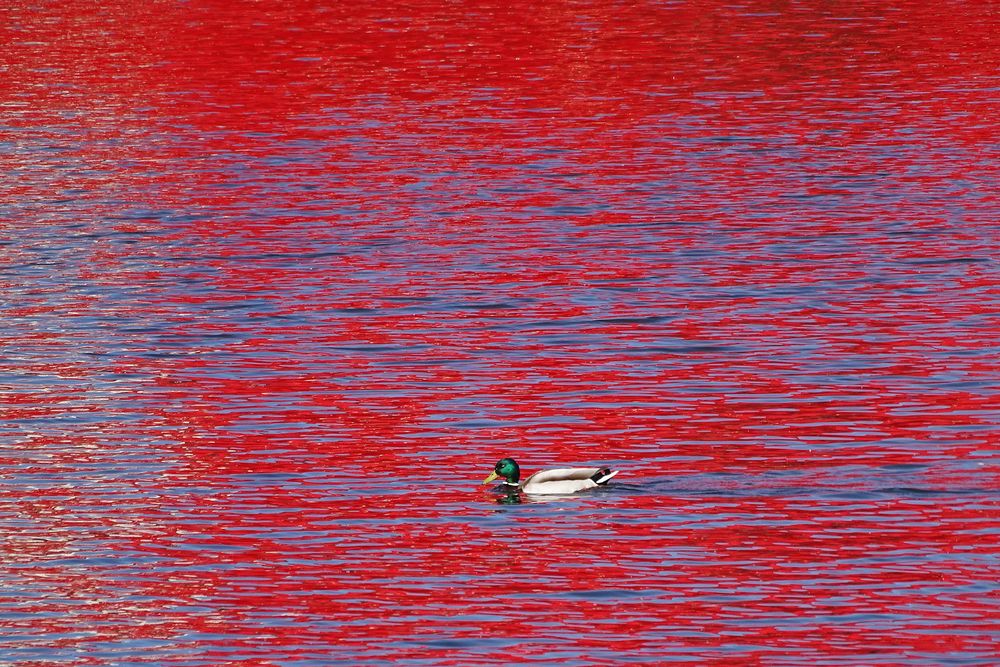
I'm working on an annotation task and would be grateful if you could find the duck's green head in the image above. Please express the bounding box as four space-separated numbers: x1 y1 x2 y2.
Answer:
482 457 520 486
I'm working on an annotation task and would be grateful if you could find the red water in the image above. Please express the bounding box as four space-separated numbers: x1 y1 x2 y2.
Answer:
2 0 998 664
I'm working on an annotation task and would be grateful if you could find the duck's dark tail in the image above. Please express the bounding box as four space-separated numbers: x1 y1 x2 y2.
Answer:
590 468 620 485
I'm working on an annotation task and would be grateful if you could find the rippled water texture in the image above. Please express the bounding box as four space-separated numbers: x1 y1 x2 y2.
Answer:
2 0 999 664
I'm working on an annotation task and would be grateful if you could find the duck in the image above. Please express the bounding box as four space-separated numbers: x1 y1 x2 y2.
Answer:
482 457 619 495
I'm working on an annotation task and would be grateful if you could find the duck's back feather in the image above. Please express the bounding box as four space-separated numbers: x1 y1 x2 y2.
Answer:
521 467 618 494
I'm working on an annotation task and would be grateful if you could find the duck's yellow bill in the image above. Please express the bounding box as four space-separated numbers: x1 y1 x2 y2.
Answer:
482 471 499 485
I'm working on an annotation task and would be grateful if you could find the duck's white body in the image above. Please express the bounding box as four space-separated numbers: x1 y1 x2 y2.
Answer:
520 467 619 494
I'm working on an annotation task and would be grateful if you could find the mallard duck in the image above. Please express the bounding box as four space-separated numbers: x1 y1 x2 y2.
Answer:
482 457 619 495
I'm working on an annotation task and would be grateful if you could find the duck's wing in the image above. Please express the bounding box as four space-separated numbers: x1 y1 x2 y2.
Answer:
521 467 619 494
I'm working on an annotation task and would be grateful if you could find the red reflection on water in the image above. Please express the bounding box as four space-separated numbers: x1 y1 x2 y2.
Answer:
2 0 999 664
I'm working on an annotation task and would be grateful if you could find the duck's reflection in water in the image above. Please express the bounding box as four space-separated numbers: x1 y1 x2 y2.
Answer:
494 491 587 505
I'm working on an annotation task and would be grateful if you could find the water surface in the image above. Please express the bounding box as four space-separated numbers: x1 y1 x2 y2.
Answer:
1 0 998 664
